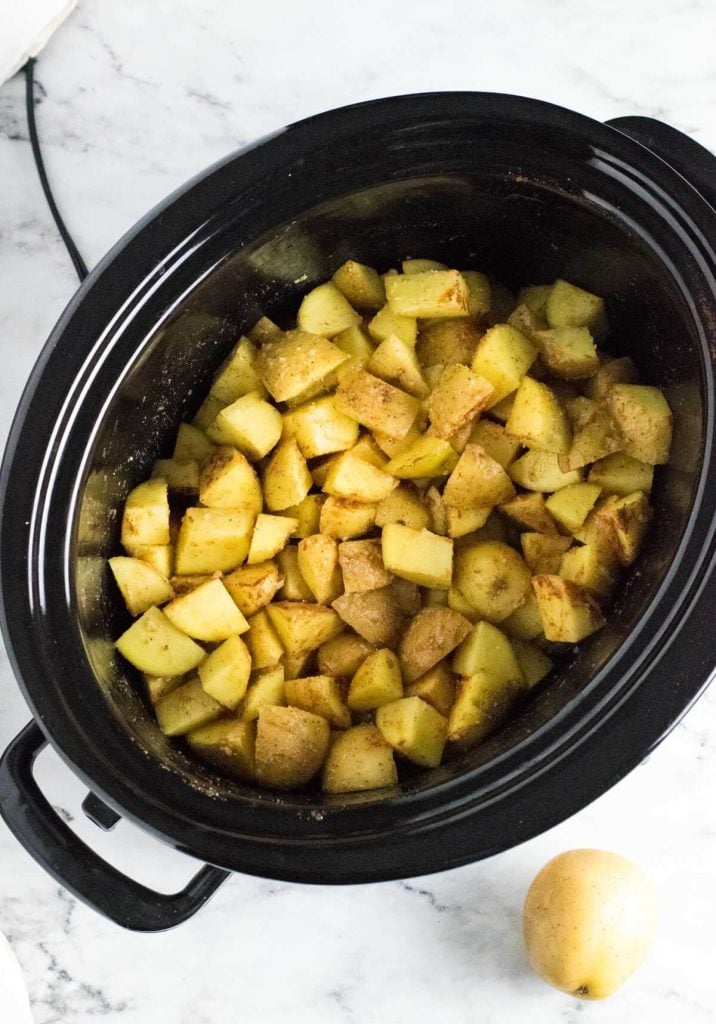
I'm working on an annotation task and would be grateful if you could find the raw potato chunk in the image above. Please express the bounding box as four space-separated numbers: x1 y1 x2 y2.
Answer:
376 696 448 768
471 324 537 406
443 444 515 509
323 450 397 502
451 621 523 684
545 279 608 336
109 556 174 616
454 541 532 622
210 337 265 404
385 270 469 319
445 505 491 539
282 396 359 458
368 305 417 347
115 606 205 676
606 385 673 464
335 369 420 438
279 494 324 538
487 392 516 423
521 532 573 575
462 270 492 316
533 327 599 379
263 439 312 511
511 640 553 687
428 364 494 439
399 606 472 682
384 435 457 479
425 485 448 535
187 719 256 780
125 544 174 577
509 450 583 492
588 453 654 496
597 491 652 565
121 479 170 548
545 483 602 533
332 260 386 312
338 539 393 593
532 575 605 642
193 394 226 432
285 675 351 728
278 544 315 602
500 493 557 534
254 706 330 790
405 662 456 717
175 508 254 574
223 560 283 616
244 611 285 670
155 678 223 736
501 593 545 641
248 316 282 345
447 671 522 746
508 303 547 340
198 635 252 709
212 392 282 460
322 725 398 793
334 325 376 379
468 420 521 469
318 631 375 678
143 673 184 705
585 355 638 400
319 497 377 539
573 497 621 550
368 335 429 397
416 319 483 368
348 648 403 711
247 514 296 565
164 578 249 642
267 601 344 657
256 329 349 402
297 535 343 604
241 666 286 721
151 459 200 494
332 587 406 646
506 377 571 454
559 544 619 600
381 524 453 589
375 484 429 530
558 405 621 471
173 422 216 462
297 281 361 336
518 284 552 315
199 448 262 513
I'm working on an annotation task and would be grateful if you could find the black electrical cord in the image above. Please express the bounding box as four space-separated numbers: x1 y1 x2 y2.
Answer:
24 57 89 283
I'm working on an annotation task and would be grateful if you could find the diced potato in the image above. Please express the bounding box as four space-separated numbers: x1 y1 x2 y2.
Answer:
143 673 185 705
452 621 523 684
532 575 606 642
223 560 283 616
507 303 547 340
558 405 621 471
521 532 573 575
447 671 522 746
310 453 340 489
506 377 571 454
368 305 418 347
318 631 376 678
445 505 491 539
282 395 359 458
588 452 654 496
545 483 602 533
333 325 376 379
332 586 405 646
120 479 170 548
262 439 312 511
508 450 583 492
560 543 619 600
323 450 397 502
533 326 599 379
172 422 217 462
276 546 315 601
376 696 447 767
446 419 474 455
401 258 448 274
244 611 285 670
254 706 330 790
115 606 204 676
597 491 652 565
501 592 545 640
375 484 429 530
332 260 386 312
297 534 343 604
247 514 296 565
322 724 398 793
462 270 491 316
516 284 551 315
319 496 377 539
297 282 361 336
241 665 286 720
151 459 200 494
212 392 282 460
124 544 174 577
511 639 553 687
282 650 314 680
175 508 254 574
255 329 349 403
348 434 389 469
211 336 266 404
278 493 324 538
198 635 252 709
447 585 479 622
199 447 262 513
399 606 472 682
443 444 515 509
405 661 456 717
170 573 214 597
348 647 403 711
247 316 282 344
416 319 483 368
428 364 494 439
500 493 557 534
385 270 470 319
585 355 638 401
368 334 429 398
155 678 223 736
471 324 537 406
454 540 532 622
424 485 448 535
187 718 256 780
384 435 457 479
381 524 453 589
164 578 248 642
192 394 226 431
573 497 621 550
338 539 393 593
267 601 343 657
285 675 351 728
109 556 174 617
544 279 607 336
335 369 420 438
606 385 673 464
468 420 521 469
487 391 516 423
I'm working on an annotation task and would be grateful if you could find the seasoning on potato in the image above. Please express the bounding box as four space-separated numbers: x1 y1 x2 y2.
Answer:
111 263 672 792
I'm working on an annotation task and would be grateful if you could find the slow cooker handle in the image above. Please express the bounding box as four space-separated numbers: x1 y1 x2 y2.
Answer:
606 115 716 209
0 721 231 931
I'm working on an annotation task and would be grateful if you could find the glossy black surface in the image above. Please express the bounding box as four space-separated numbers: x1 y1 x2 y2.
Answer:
1 95 714 925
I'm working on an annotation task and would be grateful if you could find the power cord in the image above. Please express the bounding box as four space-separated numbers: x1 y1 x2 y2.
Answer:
24 57 89 283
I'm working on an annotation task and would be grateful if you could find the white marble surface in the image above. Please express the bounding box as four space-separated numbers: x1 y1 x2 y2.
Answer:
1 1 715 1021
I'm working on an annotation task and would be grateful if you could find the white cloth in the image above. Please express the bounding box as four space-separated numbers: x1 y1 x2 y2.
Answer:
0 931 32 1023
0 0 77 84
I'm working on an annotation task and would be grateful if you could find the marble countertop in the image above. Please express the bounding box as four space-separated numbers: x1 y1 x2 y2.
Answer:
1 2 715 1022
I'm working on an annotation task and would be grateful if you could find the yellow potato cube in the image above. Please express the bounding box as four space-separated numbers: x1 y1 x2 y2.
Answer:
151 459 200 495
443 444 515 510
508 450 583 492
451 620 524 685
335 369 420 438
212 392 282 460
278 493 324 538
606 384 673 464
348 647 403 711
445 505 491 539
545 483 602 533
192 394 226 432
506 376 571 454
545 279 608 337
585 355 638 400
385 270 470 319
210 336 265 403
405 661 456 717
244 612 285 670
337 539 393 593
187 718 256 780
500 492 557 534
284 675 351 729
297 281 361 336
155 678 223 737
282 395 359 458
368 334 429 397
462 270 492 316
172 422 216 462
375 483 429 530
588 453 654 497
254 706 330 790
120 479 170 548
533 326 599 379
109 556 174 617
241 665 285 721
198 635 252 709
376 696 448 768
164 578 249 642
323 450 398 503
368 305 418 347
501 593 545 641
247 315 282 344
247 514 296 565
558 404 621 472
532 575 605 642
468 420 521 469
454 540 532 622
416 319 483 368
521 532 573 576
427 364 494 439
381 524 453 589
175 507 254 574
471 324 537 406
332 260 386 312
384 435 458 479
511 639 553 687
598 491 652 565
447 671 522 746
297 534 343 604
319 496 377 539
199 447 262 513
517 284 552 315
262 439 312 511
333 324 376 380
559 543 619 601
318 631 376 678
399 606 472 682
223 560 283 616
267 601 344 658
322 725 398 793
255 329 349 402
332 586 406 647
276 546 314 601
126 543 174 579
115 606 205 676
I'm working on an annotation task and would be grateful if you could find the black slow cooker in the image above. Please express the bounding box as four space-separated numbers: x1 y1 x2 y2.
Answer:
1 94 714 931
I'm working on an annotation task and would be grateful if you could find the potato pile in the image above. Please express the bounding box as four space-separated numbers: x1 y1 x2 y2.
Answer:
111 258 673 793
